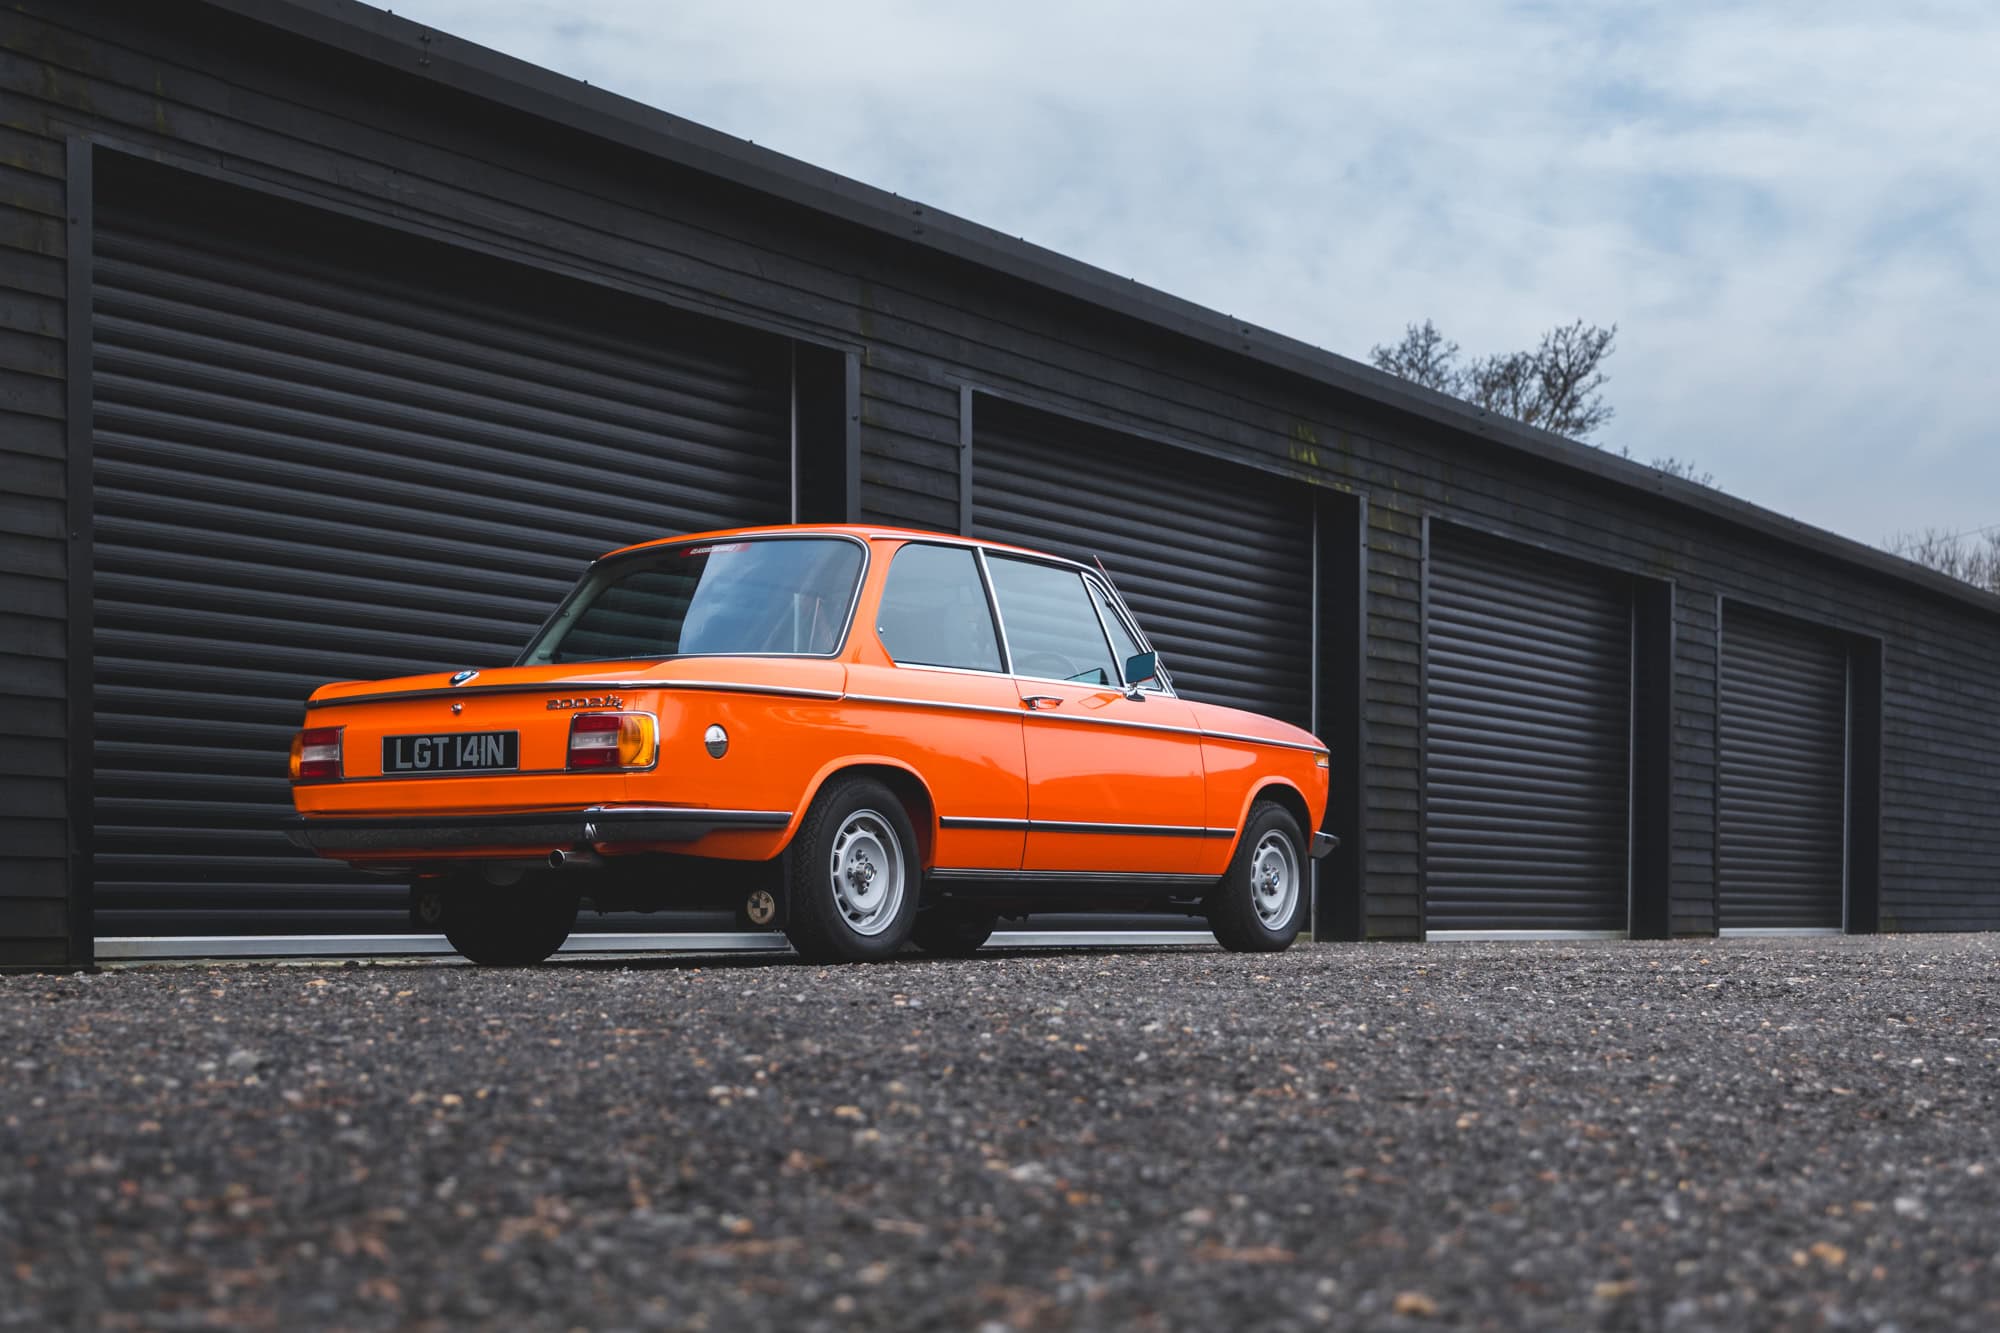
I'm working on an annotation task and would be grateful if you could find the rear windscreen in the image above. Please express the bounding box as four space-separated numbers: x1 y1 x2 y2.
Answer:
520 538 865 664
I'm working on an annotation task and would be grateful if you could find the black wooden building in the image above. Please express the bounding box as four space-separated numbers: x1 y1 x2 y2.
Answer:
5 0 1998 970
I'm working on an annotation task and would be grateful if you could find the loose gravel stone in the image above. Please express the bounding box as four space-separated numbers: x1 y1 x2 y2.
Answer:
4 934 1999 1330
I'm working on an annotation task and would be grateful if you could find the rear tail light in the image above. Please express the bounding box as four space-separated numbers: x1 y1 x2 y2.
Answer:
290 726 343 781
566 712 657 770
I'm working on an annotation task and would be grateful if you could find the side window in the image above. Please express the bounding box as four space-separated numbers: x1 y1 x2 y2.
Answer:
986 556 1120 686
1087 579 1159 690
875 544 1003 672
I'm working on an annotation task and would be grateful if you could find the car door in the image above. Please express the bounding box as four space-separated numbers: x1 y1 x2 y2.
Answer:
849 540 1028 872
981 552 1209 875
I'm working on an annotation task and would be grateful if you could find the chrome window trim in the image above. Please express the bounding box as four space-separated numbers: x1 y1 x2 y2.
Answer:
982 550 1125 689
1080 571 1175 698
875 539 1009 674
876 661 1012 682
1085 559 1178 696
515 532 872 667
972 546 1016 676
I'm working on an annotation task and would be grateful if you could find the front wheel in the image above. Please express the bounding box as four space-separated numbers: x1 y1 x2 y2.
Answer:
784 778 920 963
1206 803 1308 952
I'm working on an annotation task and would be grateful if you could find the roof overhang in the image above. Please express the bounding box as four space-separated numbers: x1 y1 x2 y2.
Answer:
189 0 2000 620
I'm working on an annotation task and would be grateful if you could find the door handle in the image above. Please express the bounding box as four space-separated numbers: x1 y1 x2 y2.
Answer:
1022 695 1063 711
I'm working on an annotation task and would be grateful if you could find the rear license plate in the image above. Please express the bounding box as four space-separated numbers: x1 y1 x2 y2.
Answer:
381 731 519 774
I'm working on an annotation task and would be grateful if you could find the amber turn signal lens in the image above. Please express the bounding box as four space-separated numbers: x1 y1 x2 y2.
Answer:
566 713 656 770
291 726 343 781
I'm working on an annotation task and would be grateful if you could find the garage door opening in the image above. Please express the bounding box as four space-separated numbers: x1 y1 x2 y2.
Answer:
88 159 795 941
1422 526 1649 938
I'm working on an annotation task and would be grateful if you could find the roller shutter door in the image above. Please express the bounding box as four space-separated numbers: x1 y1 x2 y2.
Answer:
1424 533 1632 933
1718 608 1847 930
91 190 791 936
970 403 1314 730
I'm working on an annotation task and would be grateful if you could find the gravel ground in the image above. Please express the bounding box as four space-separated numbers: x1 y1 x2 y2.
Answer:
5 934 2000 1331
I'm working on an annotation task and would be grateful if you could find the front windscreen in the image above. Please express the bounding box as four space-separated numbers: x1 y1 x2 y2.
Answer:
519 537 865 664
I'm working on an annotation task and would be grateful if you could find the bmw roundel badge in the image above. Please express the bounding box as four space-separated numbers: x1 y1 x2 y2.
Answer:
449 669 480 687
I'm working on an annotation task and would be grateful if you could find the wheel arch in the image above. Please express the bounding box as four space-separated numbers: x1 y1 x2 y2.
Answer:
1239 779 1313 854
791 757 938 870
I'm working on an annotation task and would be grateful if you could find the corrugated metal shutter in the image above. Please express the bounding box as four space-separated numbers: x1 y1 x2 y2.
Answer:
1424 532 1632 933
1718 608 1847 930
971 403 1314 730
91 198 791 936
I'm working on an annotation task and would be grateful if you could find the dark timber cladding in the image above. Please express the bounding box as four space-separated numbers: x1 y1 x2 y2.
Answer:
1424 529 1633 934
88 164 790 935
1718 606 1848 930
5 0 2000 961
969 398 1315 730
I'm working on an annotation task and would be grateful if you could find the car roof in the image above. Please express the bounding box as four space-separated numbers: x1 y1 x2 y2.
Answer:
599 524 1091 571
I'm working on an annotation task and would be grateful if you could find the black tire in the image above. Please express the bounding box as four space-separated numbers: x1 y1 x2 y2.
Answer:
434 874 580 966
784 777 920 963
1206 802 1308 953
910 905 998 958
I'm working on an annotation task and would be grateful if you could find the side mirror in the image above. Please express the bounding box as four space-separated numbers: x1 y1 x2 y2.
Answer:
1123 650 1160 688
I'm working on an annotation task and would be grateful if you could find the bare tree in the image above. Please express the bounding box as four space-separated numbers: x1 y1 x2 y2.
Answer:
1369 318 1462 395
1887 527 2000 594
1371 318 1616 439
1371 317 1716 486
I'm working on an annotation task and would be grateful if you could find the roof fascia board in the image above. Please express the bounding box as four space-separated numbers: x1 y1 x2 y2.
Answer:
189 0 2000 620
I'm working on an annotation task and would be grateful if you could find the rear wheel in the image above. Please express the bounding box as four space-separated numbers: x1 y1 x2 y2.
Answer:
1206 803 1308 953
429 874 580 966
785 778 920 963
911 905 998 957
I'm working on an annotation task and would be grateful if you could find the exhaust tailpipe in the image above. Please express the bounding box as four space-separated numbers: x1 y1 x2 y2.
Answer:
548 847 603 871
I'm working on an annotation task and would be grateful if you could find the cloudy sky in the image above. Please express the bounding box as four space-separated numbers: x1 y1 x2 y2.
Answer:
387 0 1999 549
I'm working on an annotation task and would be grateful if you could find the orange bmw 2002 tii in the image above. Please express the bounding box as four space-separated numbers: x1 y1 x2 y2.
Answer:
287 526 1336 964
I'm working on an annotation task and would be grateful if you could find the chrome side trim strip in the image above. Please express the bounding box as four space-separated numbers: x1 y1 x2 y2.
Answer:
1023 708 1331 754
842 693 1023 719
309 680 845 710
939 816 1233 838
1200 728 1331 755
1032 820 1234 839
588 805 793 819
1020 709 1199 740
